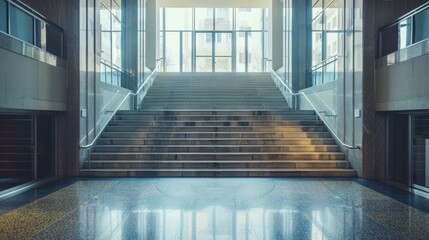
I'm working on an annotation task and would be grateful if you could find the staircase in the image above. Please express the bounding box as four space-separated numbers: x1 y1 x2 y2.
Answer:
81 73 356 177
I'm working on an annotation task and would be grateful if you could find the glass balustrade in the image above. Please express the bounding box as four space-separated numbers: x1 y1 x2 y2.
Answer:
379 3 429 57
0 0 64 58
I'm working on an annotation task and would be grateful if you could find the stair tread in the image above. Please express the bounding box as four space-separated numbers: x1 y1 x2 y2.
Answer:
93 144 339 147
81 168 356 172
87 160 349 163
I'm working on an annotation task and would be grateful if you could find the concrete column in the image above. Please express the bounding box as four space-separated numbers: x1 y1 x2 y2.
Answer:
270 0 283 70
146 0 160 70
291 0 308 92
124 0 138 91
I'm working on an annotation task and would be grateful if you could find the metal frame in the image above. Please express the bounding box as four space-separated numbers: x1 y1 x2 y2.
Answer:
378 2 429 57
2 0 64 57
161 7 267 73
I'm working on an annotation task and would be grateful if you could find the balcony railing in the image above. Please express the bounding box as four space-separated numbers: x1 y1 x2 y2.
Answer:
0 0 64 58
379 2 429 57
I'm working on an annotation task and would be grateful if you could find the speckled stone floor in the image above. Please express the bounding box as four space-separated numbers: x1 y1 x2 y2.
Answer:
0 178 429 240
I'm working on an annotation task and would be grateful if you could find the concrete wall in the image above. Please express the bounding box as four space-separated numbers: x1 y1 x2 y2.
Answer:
375 46 429 111
0 47 67 111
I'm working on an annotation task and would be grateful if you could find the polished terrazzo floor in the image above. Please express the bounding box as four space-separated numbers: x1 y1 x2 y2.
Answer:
0 178 429 240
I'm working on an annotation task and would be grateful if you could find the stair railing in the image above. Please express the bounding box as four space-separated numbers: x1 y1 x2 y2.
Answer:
270 69 360 150
80 59 163 155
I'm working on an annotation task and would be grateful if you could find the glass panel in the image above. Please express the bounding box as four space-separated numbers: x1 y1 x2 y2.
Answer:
215 57 231 72
101 63 106 83
10 5 34 44
182 32 192 72
215 8 233 30
46 25 63 57
248 32 263 72
312 0 323 19
236 8 263 30
312 15 323 66
101 5 111 62
35 20 46 49
414 8 429 43
0 0 6 32
379 24 398 56
236 31 246 72
36 115 55 179
112 0 121 19
112 17 121 67
215 32 231 56
196 32 212 56
101 0 111 8
325 0 341 59
165 32 180 72
196 57 212 72
399 18 412 49
195 8 213 30
413 115 429 188
165 8 192 30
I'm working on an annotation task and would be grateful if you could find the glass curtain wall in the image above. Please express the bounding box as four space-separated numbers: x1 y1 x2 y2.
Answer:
309 0 343 87
100 0 123 87
137 0 147 85
283 0 292 86
161 8 268 72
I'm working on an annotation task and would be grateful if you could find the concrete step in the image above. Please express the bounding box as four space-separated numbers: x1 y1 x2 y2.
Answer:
103 126 328 133
100 131 333 138
91 145 340 153
80 168 357 177
90 152 346 161
117 110 315 115
96 138 336 145
82 160 350 169
115 115 318 121
108 120 323 127
111 115 322 121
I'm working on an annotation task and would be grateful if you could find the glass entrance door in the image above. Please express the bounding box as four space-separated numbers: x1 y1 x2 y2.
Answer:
412 114 429 192
195 31 233 72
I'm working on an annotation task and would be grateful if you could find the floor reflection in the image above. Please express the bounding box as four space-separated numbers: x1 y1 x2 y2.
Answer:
1 179 429 240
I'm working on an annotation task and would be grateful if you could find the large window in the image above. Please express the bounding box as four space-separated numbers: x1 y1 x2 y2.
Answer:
100 0 123 87
161 8 268 72
309 0 343 86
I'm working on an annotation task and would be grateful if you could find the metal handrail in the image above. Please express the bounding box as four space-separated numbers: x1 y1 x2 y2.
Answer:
379 2 429 32
310 55 339 72
80 60 163 149
11 0 64 32
271 69 360 150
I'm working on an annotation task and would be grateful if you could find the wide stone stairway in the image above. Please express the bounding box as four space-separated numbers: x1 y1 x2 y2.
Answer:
81 73 356 177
